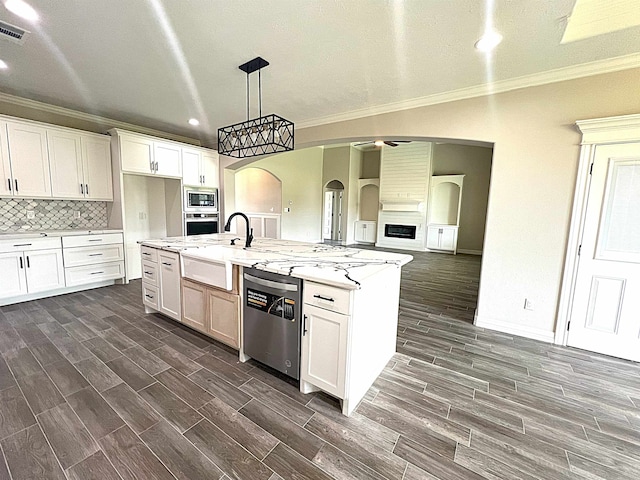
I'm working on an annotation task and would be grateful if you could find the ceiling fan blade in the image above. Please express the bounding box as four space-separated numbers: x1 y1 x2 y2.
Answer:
384 141 398 147
353 142 371 146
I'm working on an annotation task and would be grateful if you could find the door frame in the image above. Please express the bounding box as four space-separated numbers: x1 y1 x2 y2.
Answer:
555 113 640 345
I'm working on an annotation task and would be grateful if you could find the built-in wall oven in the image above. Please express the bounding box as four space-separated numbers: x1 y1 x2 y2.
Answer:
184 213 219 236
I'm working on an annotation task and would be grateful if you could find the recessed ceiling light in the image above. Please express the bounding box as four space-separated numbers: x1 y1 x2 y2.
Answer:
4 0 39 22
374 140 384 147
0 60 7 70
188 118 200 126
475 30 503 52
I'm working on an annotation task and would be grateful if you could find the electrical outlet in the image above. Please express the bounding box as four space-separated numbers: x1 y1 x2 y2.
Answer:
26 210 35 219
524 298 534 310
73 211 81 219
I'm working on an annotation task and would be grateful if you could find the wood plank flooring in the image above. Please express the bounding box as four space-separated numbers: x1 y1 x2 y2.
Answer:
0 250 639 479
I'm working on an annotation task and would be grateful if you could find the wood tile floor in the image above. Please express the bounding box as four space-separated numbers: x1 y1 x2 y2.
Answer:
0 251 639 479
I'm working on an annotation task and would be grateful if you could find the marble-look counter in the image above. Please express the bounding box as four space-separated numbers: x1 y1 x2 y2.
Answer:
140 233 412 290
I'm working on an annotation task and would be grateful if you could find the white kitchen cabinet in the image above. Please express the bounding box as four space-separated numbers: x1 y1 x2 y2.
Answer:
301 303 348 397
426 225 459 253
119 134 154 175
82 136 113 200
183 148 219 188
154 141 182 177
48 129 84 199
206 288 240 349
62 233 125 287
0 121 12 197
0 252 28 298
5 121 52 198
158 251 181 321
354 221 376 244
23 249 65 293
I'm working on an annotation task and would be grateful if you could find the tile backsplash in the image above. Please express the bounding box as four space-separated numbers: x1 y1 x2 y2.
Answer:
0 198 108 232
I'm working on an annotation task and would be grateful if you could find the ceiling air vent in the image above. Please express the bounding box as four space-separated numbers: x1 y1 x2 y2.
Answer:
0 21 28 45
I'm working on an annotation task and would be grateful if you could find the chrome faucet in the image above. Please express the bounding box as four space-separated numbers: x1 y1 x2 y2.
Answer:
224 212 253 248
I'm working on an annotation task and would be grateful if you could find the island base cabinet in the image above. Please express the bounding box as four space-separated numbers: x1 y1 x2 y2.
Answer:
158 252 181 321
180 278 240 349
206 289 240 349
300 304 348 399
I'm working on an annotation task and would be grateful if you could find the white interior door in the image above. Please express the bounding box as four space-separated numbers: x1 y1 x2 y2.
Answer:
323 191 333 240
568 143 640 361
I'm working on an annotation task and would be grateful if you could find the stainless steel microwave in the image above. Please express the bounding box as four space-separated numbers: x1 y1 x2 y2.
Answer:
184 188 218 212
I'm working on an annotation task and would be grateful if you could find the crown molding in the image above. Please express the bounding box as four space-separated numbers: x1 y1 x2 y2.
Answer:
0 91 200 145
297 53 640 129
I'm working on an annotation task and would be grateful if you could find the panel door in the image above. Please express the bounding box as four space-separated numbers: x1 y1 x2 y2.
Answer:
206 288 239 348
0 122 12 196
201 151 219 188
158 252 181 321
0 252 28 299
82 136 113 200
354 222 366 243
426 226 440 249
301 304 348 397
249 216 263 238
182 148 202 186
323 191 333 239
568 143 640 361
154 142 182 178
6 122 52 198
364 222 377 243
264 217 280 239
48 129 84 199
24 249 65 294
440 227 456 251
120 135 153 174
181 279 208 333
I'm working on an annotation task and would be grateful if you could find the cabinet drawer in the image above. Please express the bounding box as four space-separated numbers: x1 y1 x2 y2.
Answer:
141 261 158 286
63 244 124 267
140 245 158 263
142 282 159 310
65 261 124 287
303 281 351 315
0 236 62 253
62 233 123 248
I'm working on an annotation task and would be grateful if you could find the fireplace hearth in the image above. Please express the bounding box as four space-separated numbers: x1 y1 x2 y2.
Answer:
384 224 417 239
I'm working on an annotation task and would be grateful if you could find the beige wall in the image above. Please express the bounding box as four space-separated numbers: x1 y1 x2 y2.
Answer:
361 150 380 178
432 144 492 253
231 147 324 242
294 67 640 341
234 168 282 214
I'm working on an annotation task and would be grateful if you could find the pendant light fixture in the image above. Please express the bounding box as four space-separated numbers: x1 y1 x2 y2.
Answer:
218 57 294 158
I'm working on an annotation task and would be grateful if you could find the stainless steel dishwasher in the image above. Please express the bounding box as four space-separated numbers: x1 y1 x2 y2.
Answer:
243 267 302 379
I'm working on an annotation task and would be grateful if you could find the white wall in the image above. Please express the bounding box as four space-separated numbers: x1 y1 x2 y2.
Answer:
432 143 492 253
234 168 282 214
294 67 640 342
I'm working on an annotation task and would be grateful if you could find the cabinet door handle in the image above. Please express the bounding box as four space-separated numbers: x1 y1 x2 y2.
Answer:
13 243 32 247
88 253 103 256
88 239 103 242
144 271 152 275
142 252 151 256
302 314 308 336
14 179 18 192
26 256 30 268
313 294 334 302
90 271 104 275
19 257 23 269
161 262 172 266
145 294 154 299
7 179 11 191
155 161 159 172
85 184 89 196
80 183 84 194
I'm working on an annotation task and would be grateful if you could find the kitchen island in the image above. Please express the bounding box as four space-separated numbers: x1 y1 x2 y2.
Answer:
139 234 412 415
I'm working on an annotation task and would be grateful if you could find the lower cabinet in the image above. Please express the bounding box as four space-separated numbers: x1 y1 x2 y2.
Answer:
301 303 348 398
354 221 377 244
181 278 240 349
426 224 459 253
158 251 181 321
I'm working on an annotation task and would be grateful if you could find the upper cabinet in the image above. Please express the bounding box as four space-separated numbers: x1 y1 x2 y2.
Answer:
0 116 113 201
113 130 182 178
5 121 52 198
183 147 219 188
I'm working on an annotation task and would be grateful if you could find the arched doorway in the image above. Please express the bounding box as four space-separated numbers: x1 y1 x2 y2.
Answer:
323 180 344 242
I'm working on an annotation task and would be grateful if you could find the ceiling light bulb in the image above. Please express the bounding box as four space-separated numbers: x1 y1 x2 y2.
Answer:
475 30 503 52
374 140 384 147
0 59 7 70
188 118 200 126
4 0 39 22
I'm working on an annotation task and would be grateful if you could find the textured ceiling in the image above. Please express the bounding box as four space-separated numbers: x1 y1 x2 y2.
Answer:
0 0 639 144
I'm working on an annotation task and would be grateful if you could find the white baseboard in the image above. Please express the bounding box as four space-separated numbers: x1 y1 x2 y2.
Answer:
457 249 483 255
474 315 555 343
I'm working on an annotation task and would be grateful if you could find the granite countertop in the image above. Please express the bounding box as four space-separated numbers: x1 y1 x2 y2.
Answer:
0 229 124 239
141 234 413 289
